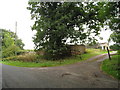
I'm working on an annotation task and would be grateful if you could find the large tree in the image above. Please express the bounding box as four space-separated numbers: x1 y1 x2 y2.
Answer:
106 2 119 32
27 2 118 60
105 2 120 51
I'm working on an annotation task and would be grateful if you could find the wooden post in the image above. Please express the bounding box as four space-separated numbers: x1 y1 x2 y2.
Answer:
107 47 111 60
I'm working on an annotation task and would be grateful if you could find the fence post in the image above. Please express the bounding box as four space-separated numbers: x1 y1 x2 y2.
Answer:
107 47 111 60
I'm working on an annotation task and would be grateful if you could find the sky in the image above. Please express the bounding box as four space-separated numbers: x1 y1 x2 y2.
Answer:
0 0 36 49
0 1 113 49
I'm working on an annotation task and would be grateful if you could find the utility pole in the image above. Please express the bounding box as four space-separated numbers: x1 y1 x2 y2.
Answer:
0 29 2 58
15 21 17 55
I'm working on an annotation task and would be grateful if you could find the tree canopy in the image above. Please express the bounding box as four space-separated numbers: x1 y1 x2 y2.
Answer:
0 29 24 50
108 31 120 51
107 2 120 51
27 2 119 60
0 29 25 58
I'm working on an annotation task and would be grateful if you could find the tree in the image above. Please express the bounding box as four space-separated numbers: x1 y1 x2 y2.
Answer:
106 2 119 32
109 32 120 51
1 29 14 49
27 2 117 60
0 29 25 58
104 2 120 51
109 32 120 45
1 29 24 50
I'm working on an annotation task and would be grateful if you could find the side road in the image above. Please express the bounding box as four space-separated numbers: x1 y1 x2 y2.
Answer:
2 52 119 88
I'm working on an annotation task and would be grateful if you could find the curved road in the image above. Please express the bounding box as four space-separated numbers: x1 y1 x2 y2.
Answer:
2 53 119 88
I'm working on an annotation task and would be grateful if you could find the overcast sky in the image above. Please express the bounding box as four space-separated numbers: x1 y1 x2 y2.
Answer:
0 0 36 49
0 1 113 49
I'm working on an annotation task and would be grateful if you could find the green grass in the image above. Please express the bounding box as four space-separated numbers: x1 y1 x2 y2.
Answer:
101 55 120 80
0 48 109 67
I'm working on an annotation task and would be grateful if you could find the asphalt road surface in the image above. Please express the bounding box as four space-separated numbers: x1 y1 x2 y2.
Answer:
0 63 2 89
2 53 119 88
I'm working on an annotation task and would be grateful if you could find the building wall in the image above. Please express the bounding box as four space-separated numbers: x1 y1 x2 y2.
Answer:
36 50 44 55
86 43 110 51
99 43 110 50
70 45 86 55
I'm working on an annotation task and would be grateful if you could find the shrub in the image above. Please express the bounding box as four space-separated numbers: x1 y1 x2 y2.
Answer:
17 53 38 62
2 56 19 61
44 45 71 60
2 45 20 58
110 44 120 51
17 50 26 55
17 50 31 55
117 50 120 54
2 53 40 63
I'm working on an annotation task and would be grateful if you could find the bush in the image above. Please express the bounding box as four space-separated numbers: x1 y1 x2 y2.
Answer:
44 45 71 60
17 50 26 55
2 56 19 61
2 45 20 58
17 50 30 55
110 44 120 51
17 53 38 62
117 50 120 54
2 53 40 62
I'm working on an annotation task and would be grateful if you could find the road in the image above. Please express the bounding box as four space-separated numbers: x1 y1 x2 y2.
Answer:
2 53 119 88
0 63 2 89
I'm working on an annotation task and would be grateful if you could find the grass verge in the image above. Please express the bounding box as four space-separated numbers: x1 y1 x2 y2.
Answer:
0 48 109 67
101 55 120 80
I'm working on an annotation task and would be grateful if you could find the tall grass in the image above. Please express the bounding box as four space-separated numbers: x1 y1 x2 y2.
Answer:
101 55 120 80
